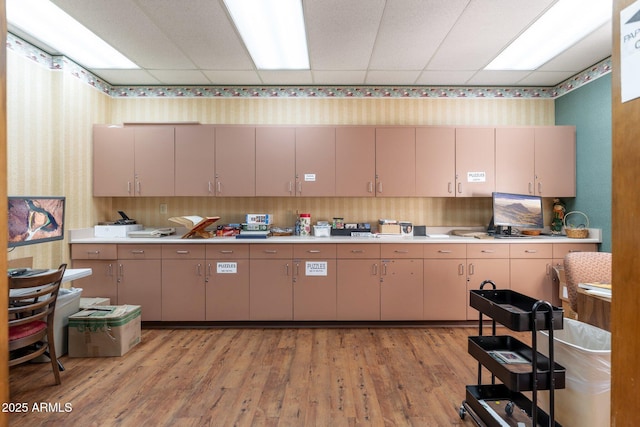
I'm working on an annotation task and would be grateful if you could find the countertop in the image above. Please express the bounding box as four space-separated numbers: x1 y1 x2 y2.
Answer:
69 228 602 245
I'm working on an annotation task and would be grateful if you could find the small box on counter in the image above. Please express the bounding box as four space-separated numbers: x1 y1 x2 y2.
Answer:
94 224 143 238
242 223 269 231
68 305 141 357
378 224 401 234
245 214 272 224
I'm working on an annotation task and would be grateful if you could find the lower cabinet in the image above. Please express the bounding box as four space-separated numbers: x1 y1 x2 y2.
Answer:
249 244 294 320
509 244 554 305
206 244 250 320
70 243 118 304
336 244 381 320
161 244 206 321
423 244 467 321
380 244 424 320
117 245 162 321
292 244 337 320
466 244 510 320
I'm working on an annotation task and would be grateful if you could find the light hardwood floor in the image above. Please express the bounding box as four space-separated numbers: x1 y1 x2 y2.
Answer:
8 326 528 426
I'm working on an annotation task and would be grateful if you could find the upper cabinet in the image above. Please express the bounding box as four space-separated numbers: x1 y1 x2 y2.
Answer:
335 127 376 197
495 126 576 197
455 127 495 197
255 127 296 196
416 127 456 197
215 127 256 197
295 127 336 197
375 127 416 196
174 125 215 196
93 125 174 197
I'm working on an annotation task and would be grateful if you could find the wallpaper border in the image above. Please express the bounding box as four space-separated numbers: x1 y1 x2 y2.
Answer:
7 32 611 100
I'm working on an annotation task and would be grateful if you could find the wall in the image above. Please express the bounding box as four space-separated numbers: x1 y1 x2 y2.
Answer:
555 74 612 252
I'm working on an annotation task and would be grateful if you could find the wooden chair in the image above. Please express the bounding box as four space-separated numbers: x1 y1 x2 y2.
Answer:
9 264 67 385
564 252 611 313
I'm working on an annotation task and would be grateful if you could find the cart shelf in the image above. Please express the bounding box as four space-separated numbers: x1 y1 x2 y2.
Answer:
468 335 566 391
470 288 564 331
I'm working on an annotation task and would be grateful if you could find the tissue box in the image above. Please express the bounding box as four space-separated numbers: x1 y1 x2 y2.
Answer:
94 224 143 238
68 305 141 357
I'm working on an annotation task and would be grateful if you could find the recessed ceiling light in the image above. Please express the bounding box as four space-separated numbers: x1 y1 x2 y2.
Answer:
486 0 611 70
224 0 310 70
7 0 138 69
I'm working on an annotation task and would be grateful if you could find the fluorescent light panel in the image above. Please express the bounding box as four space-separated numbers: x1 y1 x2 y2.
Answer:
224 0 309 70
7 0 138 69
486 0 611 70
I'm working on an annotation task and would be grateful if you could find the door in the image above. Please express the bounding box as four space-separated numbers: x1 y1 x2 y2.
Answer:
335 127 375 197
162 259 206 321
174 124 215 196
495 127 535 194
380 259 423 320
293 259 337 320
336 259 380 320
295 127 336 196
117 259 162 321
375 127 416 196
455 127 495 197
534 126 576 197
71 260 118 304
133 126 175 196
206 245 250 320
256 127 296 196
93 125 135 196
416 126 456 197
215 126 256 196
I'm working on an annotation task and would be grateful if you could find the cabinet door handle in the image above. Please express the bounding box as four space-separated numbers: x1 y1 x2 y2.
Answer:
86 250 100 255
136 181 141 194
438 250 452 254
285 263 289 276
480 249 495 254
378 181 383 193
288 181 293 194
457 182 462 193
208 181 212 194
351 249 364 253
196 263 202 276
524 250 537 253
220 250 234 254
217 181 222 194
107 263 113 276
131 250 145 254
127 181 132 194
307 250 321 253
372 263 378 275
176 250 190 254
448 182 453 194
382 263 388 276
264 249 278 254
468 263 475 275
368 182 373 193
118 264 124 277
546 263 551 276
528 182 533 194
207 263 212 277
297 181 302 194
394 249 409 254
538 182 542 194
458 263 464 276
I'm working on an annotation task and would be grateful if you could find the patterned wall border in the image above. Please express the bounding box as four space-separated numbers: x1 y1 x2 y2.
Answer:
7 32 611 100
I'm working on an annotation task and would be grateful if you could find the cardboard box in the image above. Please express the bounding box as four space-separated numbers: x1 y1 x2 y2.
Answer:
94 224 143 238
79 297 111 309
68 305 141 357
378 224 400 234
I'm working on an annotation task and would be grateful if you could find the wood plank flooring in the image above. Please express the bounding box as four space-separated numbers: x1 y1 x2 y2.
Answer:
8 326 529 426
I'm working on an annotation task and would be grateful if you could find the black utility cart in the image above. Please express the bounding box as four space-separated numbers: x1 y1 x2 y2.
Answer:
459 280 565 427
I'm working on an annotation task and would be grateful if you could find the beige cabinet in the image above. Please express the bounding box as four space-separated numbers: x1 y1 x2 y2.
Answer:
117 245 162 321
335 127 376 197
295 127 336 196
509 244 554 304
93 125 175 197
249 244 294 320
255 127 296 196
466 244 510 320
380 244 423 319
336 244 381 320
375 127 416 196
455 127 495 197
206 244 250 320
292 244 337 320
495 126 576 197
215 127 256 196
423 244 467 320
71 244 118 304
161 245 206 321
416 127 457 197
174 125 215 196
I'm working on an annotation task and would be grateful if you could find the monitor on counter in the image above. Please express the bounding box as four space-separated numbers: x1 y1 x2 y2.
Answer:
8 196 65 248
490 192 543 235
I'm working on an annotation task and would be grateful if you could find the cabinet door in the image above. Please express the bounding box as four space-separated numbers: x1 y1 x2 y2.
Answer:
206 258 250 320
375 127 416 196
215 127 256 196
93 125 135 196
117 259 162 321
534 126 576 197
162 259 206 321
335 127 375 197
71 260 118 304
294 127 336 196
416 127 456 197
380 259 423 320
175 125 215 196
466 258 510 320
455 128 495 197
293 259 337 320
495 127 536 194
336 259 380 320
510 259 554 304
256 127 296 196
249 259 293 320
133 126 175 196
424 259 467 321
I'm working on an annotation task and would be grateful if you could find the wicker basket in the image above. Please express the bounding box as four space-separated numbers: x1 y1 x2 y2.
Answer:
563 211 589 238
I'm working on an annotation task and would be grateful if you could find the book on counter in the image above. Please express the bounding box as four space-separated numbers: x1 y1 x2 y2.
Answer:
235 229 270 239
168 215 220 239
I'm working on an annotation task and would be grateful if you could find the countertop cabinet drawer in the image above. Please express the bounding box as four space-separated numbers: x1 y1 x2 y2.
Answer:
71 244 117 260
552 243 597 259
117 244 162 259
337 244 381 259
161 244 206 259
380 244 423 259
423 243 466 259
206 244 249 259
466 244 509 258
250 244 294 259
509 243 552 259
293 244 337 259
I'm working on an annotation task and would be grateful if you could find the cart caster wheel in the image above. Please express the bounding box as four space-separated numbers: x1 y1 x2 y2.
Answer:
459 404 466 420
505 401 514 416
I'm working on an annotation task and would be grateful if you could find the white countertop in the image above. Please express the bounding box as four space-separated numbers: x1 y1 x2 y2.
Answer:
70 228 602 244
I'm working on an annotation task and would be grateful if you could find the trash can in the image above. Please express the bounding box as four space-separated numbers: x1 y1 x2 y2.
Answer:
36 287 83 361
537 318 611 427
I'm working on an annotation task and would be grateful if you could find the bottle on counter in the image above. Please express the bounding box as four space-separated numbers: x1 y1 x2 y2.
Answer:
299 213 311 236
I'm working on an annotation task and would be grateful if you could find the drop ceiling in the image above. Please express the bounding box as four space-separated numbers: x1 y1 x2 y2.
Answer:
9 0 612 87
